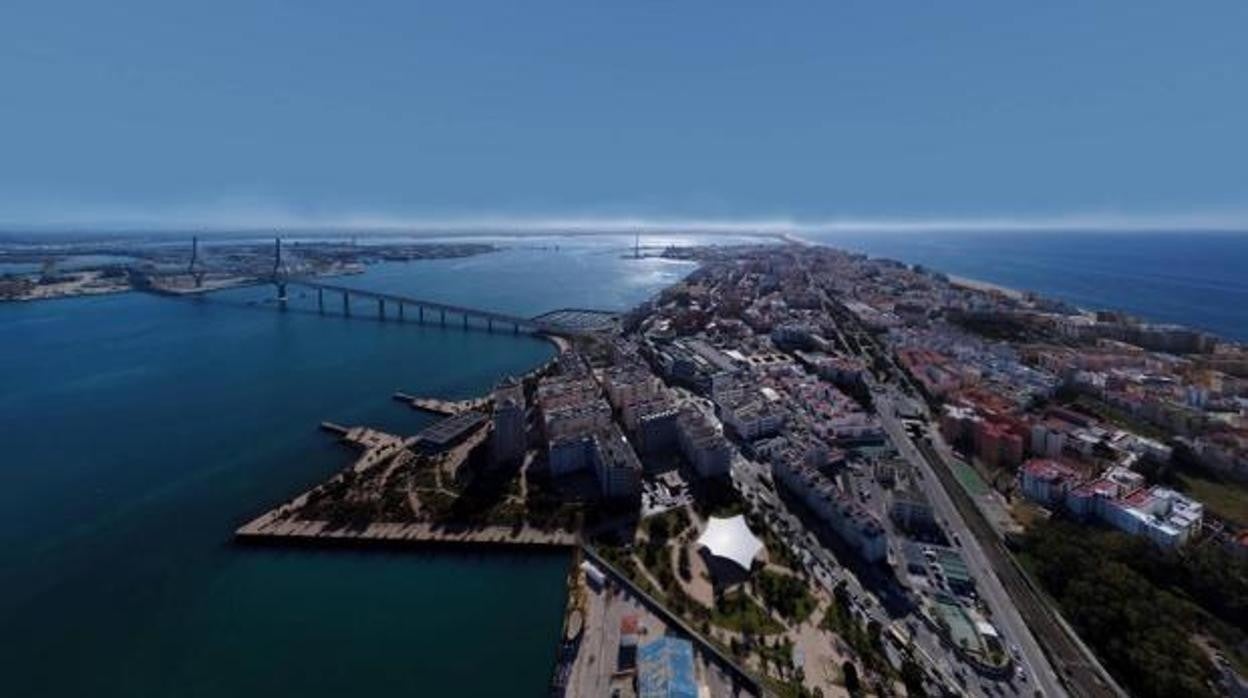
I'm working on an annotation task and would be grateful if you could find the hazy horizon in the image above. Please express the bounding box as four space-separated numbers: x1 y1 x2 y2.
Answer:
4 2 1246 230
4 209 1248 240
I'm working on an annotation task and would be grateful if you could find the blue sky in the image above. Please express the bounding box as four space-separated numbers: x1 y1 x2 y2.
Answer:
2 1 1247 231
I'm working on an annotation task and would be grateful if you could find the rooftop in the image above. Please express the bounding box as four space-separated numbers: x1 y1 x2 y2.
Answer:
696 515 764 572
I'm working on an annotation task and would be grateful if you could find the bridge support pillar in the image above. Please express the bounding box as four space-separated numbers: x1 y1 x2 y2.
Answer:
419 306 424 323
277 283 288 308
462 314 468 330
343 291 350 316
513 323 519 334
378 298 385 320
487 318 493 332
398 302 404 321
317 288 324 312
440 309 446 326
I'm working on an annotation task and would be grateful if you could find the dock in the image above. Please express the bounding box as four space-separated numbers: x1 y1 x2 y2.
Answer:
236 519 577 548
392 391 490 416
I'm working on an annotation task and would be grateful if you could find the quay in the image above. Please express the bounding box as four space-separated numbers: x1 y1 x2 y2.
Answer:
392 392 489 416
235 519 577 549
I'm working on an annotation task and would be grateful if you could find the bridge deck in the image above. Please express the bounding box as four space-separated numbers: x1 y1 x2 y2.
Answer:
289 280 537 326
287 279 617 334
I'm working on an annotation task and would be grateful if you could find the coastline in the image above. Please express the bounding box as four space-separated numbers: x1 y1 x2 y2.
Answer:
783 231 1032 301
946 273 1026 300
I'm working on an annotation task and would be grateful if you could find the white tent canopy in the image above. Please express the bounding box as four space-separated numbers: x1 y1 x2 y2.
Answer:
696 515 764 572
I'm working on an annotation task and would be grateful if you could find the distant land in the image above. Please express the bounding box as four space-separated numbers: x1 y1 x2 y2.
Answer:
3 228 1245 342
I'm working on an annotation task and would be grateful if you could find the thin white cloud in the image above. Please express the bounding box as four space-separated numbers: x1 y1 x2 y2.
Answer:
2 200 1247 236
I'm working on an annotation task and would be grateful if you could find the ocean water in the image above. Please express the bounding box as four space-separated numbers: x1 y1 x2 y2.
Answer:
0 239 696 698
807 230 1248 342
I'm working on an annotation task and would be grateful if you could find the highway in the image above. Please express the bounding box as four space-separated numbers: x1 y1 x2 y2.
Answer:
873 388 1066 698
729 445 1035 698
675 369 1042 697
821 285 1123 698
879 384 1129 698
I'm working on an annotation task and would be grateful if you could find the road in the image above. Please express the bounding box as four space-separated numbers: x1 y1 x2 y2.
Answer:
729 448 1032 698
666 386 1058 694
873 388 1066 698
820 286 1122 698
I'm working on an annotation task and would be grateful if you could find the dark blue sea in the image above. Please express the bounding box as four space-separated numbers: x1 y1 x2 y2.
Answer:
807 230 1248 342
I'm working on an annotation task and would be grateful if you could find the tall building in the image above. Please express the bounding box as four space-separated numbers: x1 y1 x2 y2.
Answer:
490 378 526 467
546 425 642 500
772 453 887 563
676 407 732 478
593 425 643 500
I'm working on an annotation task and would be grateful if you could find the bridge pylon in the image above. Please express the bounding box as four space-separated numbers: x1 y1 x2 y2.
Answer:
188 236 205 288
272 236 290 305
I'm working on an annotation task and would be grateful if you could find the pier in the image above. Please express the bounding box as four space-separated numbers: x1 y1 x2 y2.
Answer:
236 519 577 549
392 392 489 416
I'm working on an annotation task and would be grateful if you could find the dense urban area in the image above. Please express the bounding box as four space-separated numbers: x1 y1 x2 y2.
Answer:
543 243 1246 698
226 240 1248 698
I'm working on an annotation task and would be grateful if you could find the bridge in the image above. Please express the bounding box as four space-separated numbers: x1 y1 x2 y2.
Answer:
148 236 619 336
288 278 557 333
274 239 616 336
285 279 616 336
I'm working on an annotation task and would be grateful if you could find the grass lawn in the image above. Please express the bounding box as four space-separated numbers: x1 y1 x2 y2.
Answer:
755 569 817 624
1177 472 1248 528
713 591 784 635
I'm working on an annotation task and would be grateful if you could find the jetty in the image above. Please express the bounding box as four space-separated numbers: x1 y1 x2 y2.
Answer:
392 392 489 416
236 519 577 548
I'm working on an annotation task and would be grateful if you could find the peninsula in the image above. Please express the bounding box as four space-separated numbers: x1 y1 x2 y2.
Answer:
235 242 1248 698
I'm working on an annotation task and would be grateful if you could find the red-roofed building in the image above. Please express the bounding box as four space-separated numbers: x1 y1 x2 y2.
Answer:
976 419 1025 470
1019 458 1082 507
1065 477 1124 518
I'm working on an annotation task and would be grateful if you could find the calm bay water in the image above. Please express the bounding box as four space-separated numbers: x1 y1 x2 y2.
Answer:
0 240 696 698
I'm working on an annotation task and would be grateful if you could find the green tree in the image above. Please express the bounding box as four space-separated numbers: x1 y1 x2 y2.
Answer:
901 656 927 697
842 661 860 695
